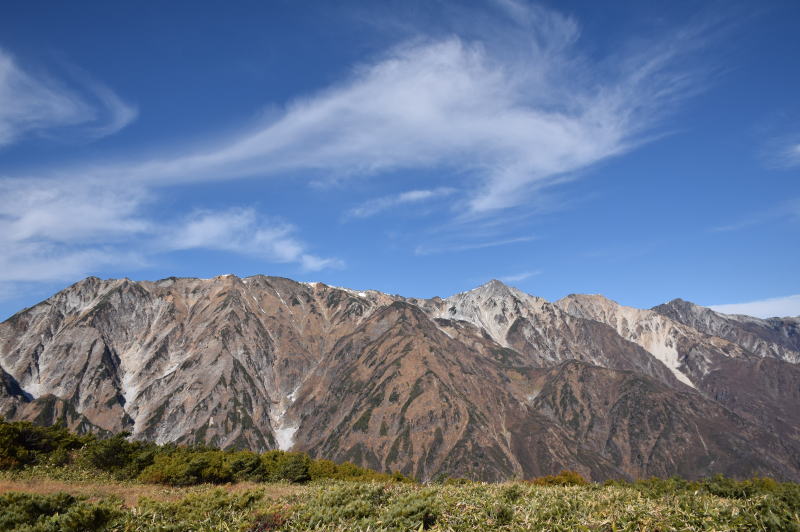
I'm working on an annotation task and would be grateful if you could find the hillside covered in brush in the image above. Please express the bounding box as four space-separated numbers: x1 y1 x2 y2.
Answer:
1 275 799 482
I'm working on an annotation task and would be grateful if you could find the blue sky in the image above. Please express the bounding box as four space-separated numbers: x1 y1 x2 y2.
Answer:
1 0 799 319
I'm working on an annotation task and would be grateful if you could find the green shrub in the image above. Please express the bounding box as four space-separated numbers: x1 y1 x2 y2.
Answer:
382 489 439 530
119 489 265 531
227 450 268 482
273 452 312 483
442 476 473 486
501 483 525 502
138 450 233 486
529 470 588 486
0 417 408 487
247 511 288 531
0 418 89 470
488 502 514 526
79 433 158 479
308 458 338 480
0 492 120 531
290 483 388 526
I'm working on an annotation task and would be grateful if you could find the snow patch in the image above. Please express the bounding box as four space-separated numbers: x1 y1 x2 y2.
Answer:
269 385 302 451
334 286 368 298
119 371 143 410
274 426 299 451
21 379 40 398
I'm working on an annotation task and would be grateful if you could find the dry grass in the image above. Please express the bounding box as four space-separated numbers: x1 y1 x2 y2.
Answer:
0 478 302 507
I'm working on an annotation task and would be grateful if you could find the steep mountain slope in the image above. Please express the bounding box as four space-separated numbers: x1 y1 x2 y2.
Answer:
557 293 800 444
425 281 683 389
0 275 395 450
528 361 800 480
555 294 752 388
1 276 799 481
653 298 800 364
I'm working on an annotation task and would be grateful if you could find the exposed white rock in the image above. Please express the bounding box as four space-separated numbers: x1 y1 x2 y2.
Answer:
274 426 299 451
433 279 548 347
557 294 702 388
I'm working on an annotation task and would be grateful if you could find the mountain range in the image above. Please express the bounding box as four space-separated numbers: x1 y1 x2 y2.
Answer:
1 275 799 482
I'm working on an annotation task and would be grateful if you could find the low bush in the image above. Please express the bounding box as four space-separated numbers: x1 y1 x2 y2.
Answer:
0 417 409 487
262 450 312 483
529 470 588 486
117 488 268 531
0 492 120 531
382 488 439 530
247 511 288 532
286 482 438 530
79 432 158 479
487 502 514 526
500 483 524 503
138 449 234 486
0 417 89 470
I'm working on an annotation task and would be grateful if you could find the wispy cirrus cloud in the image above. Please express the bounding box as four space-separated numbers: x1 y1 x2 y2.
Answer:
0 49 137 147
414 235 536 256
39 1 707 212
772 141 800 168
0 1 715 297
346 187 455 219
710 294 800 318
0 178 339 291
164 208 342 271
0 178 151 283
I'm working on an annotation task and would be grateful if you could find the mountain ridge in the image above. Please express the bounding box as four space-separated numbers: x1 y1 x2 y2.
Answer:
1 274 799 481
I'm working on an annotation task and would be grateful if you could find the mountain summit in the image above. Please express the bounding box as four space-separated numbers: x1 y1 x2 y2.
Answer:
1 275 799 481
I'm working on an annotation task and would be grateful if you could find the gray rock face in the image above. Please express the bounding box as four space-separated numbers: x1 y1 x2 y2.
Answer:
652 298 800 364
1 276 799 481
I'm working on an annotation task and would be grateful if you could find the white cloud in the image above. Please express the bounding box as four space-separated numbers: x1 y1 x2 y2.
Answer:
54 1 703 220
0 48 136 146
346 187 455 218
414 235 536 255
0 178 150 243
0 178 340 287
0 2 710 294
500 270 540 283
84 80 139 139
0 179 151 283
163 208 342 272
710 294 800 319
0 242 143 283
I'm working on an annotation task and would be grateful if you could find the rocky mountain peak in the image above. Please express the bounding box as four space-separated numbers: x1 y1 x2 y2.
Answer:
555 293 621 322
431 279 548 347
653 298 800 364
2 275 800 482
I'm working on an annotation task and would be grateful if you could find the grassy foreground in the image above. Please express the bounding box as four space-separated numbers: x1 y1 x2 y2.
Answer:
1 467 799 531
1 419 799 530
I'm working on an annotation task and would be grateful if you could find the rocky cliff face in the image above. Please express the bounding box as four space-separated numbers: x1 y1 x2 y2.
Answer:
652 298 800 364
1 276 799 481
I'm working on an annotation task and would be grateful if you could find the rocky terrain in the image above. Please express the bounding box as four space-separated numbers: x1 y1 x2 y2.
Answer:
1 275 799 481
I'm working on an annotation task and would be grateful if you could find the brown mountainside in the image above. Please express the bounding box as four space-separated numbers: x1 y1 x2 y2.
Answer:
1 275 799 481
